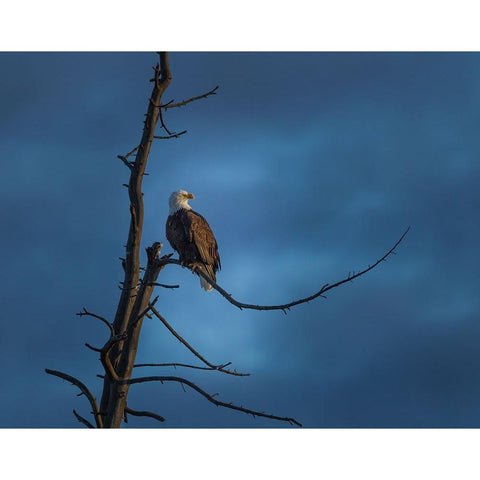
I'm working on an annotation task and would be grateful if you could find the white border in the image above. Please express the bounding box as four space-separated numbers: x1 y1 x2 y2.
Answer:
2 429 480 479
1 1 479 51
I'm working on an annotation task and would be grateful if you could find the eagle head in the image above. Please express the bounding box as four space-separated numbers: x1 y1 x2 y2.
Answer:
169 190 195 214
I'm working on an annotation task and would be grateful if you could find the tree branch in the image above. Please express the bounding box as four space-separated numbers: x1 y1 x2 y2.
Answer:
117 155 134 169
124 145 140 159
157 102 173 135
162 86 219 109
142 282 180 289
160 227 410 313
76 308 114 336
134 361 235 373
73 409 95 428
129 296 158 330
149 305 249 377
125 406 165 423
101 333 128 381
153 130 187 140
122 375 301 427
45 369 103 428
85 343 102 353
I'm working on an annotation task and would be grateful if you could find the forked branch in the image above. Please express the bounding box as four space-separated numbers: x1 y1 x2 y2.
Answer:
160 227 410 313
123 375 302 427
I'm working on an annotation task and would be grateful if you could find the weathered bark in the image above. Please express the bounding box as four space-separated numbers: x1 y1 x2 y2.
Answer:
99 53 172 427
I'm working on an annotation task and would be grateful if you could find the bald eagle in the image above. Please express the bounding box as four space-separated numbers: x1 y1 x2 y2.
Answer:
166 190 221 291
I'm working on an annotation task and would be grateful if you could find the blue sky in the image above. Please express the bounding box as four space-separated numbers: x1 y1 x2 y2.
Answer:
1 52 480 428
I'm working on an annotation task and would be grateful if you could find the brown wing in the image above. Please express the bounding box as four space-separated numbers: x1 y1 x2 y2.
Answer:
166 210 196 264
166 211 186 253
187 210 221 273
166 209 221 275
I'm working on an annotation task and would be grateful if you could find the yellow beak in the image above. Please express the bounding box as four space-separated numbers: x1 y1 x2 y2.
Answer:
187 192 195 199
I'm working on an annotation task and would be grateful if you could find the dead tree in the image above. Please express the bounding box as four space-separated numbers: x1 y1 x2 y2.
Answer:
45 52 408 428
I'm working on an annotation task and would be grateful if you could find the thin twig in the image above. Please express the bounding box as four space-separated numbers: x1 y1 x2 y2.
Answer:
160 227 410 313
124 145 140 159
153 130 187 140
149 305 249 377
142 281 180 289
73 409 95 429
162 86 219 109
134 361 234 373
117 155 133 169
45 369 103 428
76 308 114 336
85 343 102 353
157 103 173 135
122 376 301 427
130 296 159 330
125 406 165 423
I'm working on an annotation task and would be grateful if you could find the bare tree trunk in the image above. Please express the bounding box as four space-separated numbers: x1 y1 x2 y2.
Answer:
100 53 172 428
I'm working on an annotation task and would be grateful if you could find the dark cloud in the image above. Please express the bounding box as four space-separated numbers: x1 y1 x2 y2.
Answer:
1 52 479 428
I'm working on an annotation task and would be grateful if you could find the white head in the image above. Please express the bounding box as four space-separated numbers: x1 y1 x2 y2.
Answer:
169 190 195 214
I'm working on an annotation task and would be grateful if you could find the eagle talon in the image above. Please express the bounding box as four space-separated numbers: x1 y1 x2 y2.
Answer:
189 263 201 274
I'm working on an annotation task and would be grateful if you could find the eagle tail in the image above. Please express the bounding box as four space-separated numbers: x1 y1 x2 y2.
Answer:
200 276 213 292
197 264 215 292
